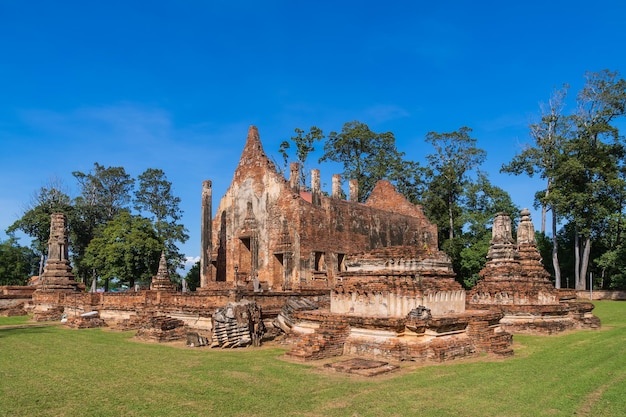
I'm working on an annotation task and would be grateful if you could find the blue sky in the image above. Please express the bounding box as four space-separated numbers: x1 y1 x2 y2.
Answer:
2 1 626 270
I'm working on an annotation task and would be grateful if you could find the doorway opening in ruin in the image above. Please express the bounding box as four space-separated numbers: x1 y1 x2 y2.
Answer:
337 253 345 272
314 251 325 271
273 253 286 290
238 237 252 282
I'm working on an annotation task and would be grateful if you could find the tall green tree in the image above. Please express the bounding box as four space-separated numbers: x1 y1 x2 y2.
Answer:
279 126 324 189
502 85 572 288
72 163 135 283
0 238 38 286
83 212 162 290
505 71 626 290
554 70 626 290
319 121 408 202
134 168 189 271
422 126 487 241
72 163 134 222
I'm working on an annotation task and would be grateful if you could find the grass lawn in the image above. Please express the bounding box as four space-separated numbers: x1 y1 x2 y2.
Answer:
0 314 32 326
1 301 625 417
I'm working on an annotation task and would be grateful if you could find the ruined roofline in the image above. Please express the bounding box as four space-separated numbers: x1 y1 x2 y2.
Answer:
364 180 427 219
231 127 427 219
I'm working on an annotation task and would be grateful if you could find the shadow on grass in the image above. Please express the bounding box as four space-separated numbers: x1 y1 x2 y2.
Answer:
0 325 60 338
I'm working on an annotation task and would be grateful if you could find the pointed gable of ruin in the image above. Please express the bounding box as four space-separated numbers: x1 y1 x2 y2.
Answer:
365 180 426 219
232 125 281 184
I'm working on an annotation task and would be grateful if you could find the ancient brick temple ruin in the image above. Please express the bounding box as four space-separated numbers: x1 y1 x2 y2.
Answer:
199 126 439 292
467 209 600 334
13 126 600 365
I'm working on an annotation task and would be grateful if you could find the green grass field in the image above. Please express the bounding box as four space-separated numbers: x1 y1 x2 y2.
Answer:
1 301 625 417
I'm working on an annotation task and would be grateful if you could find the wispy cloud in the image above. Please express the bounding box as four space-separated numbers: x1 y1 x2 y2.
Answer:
20 103 173 151
363 104 410 124
477 112 531 133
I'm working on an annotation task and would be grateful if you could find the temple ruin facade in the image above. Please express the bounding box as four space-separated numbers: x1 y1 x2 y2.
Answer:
199 126 438 292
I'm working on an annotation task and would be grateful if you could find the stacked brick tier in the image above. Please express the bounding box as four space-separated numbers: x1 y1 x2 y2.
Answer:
332 272 465 317
286 309 511 362
346 246 456 279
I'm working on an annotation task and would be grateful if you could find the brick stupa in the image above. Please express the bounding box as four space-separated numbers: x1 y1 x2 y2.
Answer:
150 251 177 291
39 213 80 291
468 209 600 334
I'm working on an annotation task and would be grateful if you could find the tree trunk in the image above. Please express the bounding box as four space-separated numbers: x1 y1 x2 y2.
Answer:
580 236 591 290
574 231 581 289
541 181 551 234
448 195 454 240
552 208 561 288
38 254 45 278
574 230 591 290
90 269 97 293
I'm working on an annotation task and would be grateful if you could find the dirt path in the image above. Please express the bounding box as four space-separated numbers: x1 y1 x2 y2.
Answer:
576 371 626 416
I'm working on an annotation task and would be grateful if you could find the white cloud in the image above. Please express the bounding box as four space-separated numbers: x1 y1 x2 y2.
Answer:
181 256 200 273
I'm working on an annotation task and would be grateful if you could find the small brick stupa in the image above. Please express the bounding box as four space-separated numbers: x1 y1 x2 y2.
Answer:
150 251 177 291
39 213 80 291
32 213 82 321
468 209 600 334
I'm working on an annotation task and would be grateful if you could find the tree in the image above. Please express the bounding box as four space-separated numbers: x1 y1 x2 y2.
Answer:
501 85 572 288
319 121 408 201
0 238 38 286
555 70 626 289
134 168 189 271
73 163 134 222
6 181 73 277
422 127 487 241
458 173 518 287
185 261 201 291
83 212 162 290
279 127 324 188
72 163 135 283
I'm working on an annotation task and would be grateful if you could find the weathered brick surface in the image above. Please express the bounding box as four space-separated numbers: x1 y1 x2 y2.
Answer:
468 210 600 334
31 288 329 333
286 309 511 362
134 316 187 342
0 286 36 297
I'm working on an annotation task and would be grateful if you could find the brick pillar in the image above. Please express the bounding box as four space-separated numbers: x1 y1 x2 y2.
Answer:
290 162 300 192
332 174 342 199
349 179 359 202
311 169 321 206
200 180 213 287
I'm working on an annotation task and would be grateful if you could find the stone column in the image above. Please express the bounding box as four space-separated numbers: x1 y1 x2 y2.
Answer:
349 179 359 202
332 174 342 199
289 162 300 192
311 169 321 206
200 180 213 288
